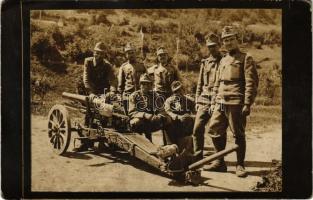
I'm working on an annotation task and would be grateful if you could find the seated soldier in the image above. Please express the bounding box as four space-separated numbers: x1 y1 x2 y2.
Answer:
164 81 195 153
128 73 171 142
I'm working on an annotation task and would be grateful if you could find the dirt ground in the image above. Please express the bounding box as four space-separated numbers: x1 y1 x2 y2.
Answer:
31 114 281 192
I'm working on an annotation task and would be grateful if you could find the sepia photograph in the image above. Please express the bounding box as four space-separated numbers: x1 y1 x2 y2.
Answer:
30 8 282 192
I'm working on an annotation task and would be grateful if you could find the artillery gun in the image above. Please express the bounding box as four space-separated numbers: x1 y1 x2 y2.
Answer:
47 92 238 185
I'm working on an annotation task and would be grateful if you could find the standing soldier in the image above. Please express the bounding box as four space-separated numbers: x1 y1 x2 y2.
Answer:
118 43 147 114
207 26 259 177
147 47 180 104
192 33 222 162
74 42 116 152
164 81 195 152
80 42 116 95
128 74 171 142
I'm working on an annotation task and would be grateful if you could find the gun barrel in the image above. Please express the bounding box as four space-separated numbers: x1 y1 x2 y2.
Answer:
188 144 239 170
62 92 88 102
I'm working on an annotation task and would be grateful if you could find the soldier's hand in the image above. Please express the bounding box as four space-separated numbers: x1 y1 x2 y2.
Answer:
242 105 251 116
89 93 97 101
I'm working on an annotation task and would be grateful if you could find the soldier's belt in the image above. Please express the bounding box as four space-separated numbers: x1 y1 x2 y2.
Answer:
220 80 244 84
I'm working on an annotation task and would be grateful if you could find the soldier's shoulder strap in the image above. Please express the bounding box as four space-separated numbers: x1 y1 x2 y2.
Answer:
201 57 210 63
103 58 112 66
84 57 93 63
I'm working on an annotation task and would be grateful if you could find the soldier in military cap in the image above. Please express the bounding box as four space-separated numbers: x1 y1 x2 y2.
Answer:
74 42 116 152
81 42 117 95
128 73 171 142
192 33 223 162
147 47 180 104
164 81 195 151
118 42 147 114
206 26 259 177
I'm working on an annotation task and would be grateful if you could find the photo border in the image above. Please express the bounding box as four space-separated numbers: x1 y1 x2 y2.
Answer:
1 0 312 198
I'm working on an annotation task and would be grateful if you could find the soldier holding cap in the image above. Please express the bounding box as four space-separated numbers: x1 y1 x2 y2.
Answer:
164 81 195 151
81 42 116 95
128 73 171 142
118 43 147 114
147 47 180 102
192 33 223 162
206 26 259 177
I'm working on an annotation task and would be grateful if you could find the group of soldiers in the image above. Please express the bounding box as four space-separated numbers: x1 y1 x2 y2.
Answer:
76 26 259 178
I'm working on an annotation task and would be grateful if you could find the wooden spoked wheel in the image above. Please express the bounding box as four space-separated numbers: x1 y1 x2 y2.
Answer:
47 104 71 155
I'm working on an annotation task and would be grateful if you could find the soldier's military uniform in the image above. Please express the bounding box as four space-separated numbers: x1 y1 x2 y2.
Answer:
128 74 171 141
118 43 147 113
147 47 180 101
207 26 259 176
193 34 222 160
74 42 116 152
81 42 116 95
164 81 195 152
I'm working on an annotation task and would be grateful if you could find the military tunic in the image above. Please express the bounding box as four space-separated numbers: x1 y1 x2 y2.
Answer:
208 48 258 140
193 54 221 158
147 63 180 98
128 90 170 140
118 61 147 97
83 57 116 95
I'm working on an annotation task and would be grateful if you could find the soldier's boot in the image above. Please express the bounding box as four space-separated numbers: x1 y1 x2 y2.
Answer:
203 136 227 172
192 134 204 161
235 136 247 177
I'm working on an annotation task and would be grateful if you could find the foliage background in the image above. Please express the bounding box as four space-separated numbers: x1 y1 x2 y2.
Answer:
30 9 282 114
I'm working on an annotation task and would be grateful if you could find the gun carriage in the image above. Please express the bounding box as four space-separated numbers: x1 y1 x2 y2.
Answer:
47 92 238 185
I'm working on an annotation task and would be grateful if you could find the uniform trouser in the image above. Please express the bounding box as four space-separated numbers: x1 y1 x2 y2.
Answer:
208 103 246 166
165 117 194 153
192 105 211 159
129 117 165 142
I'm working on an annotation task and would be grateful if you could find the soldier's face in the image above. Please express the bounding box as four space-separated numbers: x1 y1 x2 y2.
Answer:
94 51 104 61
140 82 152 93
223 35 238 51
126 50 136 62
208 45 219 56
157 53 168 65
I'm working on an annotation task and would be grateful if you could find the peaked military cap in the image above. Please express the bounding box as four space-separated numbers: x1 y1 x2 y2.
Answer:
94 42 105 52
139 73 152 83
156 47 168 56
206 33 220 47
171 81 182 92
221 26 237 39
124 42 135 52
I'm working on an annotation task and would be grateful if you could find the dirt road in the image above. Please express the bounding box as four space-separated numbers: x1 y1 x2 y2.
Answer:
31 115 281 192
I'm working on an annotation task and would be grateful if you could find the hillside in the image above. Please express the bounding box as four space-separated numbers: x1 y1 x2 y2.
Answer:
30 9 282 114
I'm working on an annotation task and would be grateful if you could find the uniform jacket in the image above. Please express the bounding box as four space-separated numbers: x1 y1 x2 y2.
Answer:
147 63 180 94
128 90 167 119
83 57 116 94
195 54 221 105
118 61 147 96
212 49 259 105
164 93 195 120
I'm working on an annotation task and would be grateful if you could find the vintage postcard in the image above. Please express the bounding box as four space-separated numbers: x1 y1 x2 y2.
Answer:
29 8 283 193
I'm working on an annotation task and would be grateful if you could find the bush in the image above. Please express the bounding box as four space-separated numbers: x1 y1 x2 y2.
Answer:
31 31 63 63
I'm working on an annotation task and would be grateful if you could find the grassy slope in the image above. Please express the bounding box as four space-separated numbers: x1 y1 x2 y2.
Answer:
31 10 282 121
